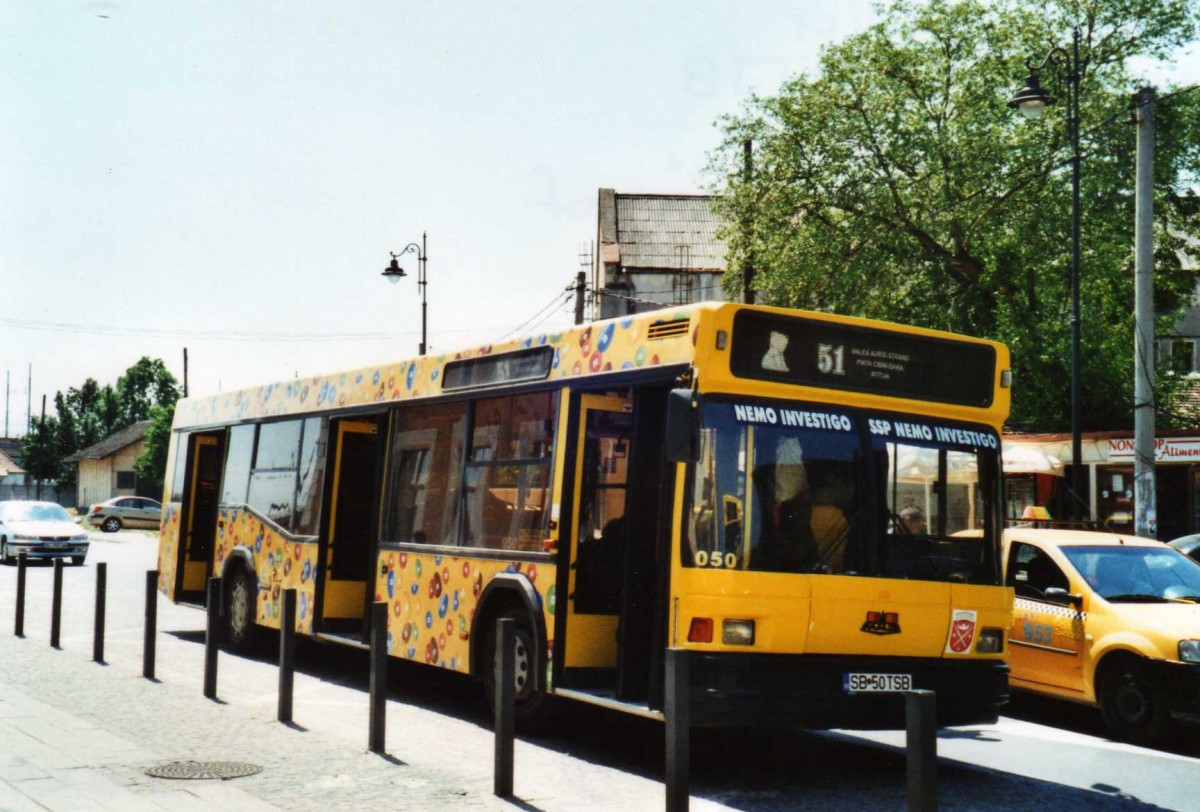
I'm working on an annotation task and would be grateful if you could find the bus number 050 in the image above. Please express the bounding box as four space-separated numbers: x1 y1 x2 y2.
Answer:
694 550 739 569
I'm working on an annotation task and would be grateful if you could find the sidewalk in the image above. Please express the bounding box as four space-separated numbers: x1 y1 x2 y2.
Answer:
0 553 707 812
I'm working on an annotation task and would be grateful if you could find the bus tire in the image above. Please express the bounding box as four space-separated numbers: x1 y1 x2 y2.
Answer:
1098 659 1171 745
224 565 259 654
483 607 551 726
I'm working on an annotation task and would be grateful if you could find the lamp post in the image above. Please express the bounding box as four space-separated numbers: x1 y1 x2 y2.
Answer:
382 232 429 356
1009 29 1084 523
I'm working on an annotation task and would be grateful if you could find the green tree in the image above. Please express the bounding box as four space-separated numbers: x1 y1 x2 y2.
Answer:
710 0 1200 431
116 357 180 425
40 358 182 498
134 404 175 495
20 415 61 499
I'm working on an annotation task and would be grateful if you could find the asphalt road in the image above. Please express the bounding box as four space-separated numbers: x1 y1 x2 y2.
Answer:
2 529 1198 811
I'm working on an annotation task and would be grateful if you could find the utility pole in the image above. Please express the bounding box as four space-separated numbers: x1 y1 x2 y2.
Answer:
183 347 189 398
574 272 586 325
1133 86 1156 538
742 139 755 305
36 395 45 500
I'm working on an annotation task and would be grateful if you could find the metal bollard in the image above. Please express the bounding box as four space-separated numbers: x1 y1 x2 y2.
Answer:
143 570 158 679
665 648 690 812
368 601 387 753
93 562 107 663
50 559 64 648
14 553 27 637
493 618 515 798
905 690 937 812
203 577 220 699
278 589 296 723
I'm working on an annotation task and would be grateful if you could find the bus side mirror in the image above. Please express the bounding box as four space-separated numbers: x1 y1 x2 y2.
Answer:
665 388 700 463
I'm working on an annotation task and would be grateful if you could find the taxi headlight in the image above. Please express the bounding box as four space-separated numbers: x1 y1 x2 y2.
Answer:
1179 640 1200 664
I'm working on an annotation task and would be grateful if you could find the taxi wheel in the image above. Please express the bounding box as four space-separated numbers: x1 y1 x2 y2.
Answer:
1099 662 1171 745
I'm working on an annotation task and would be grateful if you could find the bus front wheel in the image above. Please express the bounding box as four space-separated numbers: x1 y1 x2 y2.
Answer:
483 608 550 725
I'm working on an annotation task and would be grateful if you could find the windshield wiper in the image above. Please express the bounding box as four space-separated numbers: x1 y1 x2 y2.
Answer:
1103 594 1170 603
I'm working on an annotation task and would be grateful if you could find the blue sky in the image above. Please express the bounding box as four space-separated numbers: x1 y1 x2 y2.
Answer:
2 1 1196 435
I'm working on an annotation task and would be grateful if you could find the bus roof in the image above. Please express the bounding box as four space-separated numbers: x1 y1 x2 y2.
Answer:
171 302 1008 430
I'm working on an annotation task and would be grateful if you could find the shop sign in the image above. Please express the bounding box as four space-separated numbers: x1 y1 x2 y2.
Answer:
1108 437 1200 462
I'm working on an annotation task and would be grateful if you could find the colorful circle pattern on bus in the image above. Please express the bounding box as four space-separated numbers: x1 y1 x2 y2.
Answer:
173 309 696 429
373 551 554 677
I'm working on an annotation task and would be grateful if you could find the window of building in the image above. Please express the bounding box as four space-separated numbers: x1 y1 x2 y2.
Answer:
116 470 136 490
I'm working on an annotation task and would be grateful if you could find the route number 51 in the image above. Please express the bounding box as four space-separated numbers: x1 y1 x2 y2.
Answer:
818 343 846 376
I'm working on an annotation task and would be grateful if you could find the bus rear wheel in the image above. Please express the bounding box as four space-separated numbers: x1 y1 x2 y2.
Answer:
483 608 550 726
224 567 259 654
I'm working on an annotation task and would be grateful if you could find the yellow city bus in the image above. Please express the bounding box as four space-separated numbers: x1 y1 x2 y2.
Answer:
157 302 1013 728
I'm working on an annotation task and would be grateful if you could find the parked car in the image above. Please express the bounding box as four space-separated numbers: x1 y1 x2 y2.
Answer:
0 500 90 565
1168 533 1200 565
85 496 163 533
1003 528 1200 745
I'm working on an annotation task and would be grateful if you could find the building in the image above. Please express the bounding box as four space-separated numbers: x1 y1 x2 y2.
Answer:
64 420 154 508
594 188 731 318
1003 430 1200 540
0 445 27 501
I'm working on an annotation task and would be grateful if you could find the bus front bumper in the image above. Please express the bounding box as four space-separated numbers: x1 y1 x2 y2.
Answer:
684 652 1009 730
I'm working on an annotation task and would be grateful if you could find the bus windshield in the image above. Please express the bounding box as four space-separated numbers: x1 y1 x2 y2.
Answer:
684 400 1001 584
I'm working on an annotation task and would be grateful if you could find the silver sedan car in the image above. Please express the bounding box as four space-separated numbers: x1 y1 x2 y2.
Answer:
0 501 90 565
85 496 163 533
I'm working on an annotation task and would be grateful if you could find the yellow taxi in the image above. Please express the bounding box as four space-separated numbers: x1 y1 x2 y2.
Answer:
1002 528 1200 745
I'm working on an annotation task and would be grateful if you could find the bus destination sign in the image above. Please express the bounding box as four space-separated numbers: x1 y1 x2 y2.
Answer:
730 311 996 407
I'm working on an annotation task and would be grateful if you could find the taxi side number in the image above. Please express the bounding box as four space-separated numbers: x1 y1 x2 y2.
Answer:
1023 621 1053 645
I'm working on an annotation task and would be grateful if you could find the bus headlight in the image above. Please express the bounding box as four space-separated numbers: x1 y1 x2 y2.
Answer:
1179 640 1200 663
974 628 1005 654
722 619 755 646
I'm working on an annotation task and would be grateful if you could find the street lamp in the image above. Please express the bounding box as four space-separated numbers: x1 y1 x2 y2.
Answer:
382 232 429 356
1009 28 1084 522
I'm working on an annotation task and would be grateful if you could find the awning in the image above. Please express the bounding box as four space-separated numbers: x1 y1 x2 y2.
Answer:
1003 444 1064 476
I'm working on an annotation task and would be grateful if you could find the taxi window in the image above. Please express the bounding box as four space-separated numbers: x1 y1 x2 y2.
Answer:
1007 542 1070 602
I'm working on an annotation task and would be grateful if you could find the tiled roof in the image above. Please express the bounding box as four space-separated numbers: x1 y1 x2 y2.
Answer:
0 447 22 475
612 193 727 272
63 420 152 462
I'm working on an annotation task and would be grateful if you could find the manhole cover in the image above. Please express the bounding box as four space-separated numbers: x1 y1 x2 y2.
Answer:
145 761 263 780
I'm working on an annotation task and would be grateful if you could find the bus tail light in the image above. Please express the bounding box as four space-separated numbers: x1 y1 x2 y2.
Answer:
687 617 713 643
722 619 755 646
975 628 1005 653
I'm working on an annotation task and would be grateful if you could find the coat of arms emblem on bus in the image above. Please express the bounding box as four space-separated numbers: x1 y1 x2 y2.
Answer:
861 610 901 635
945 609 978 654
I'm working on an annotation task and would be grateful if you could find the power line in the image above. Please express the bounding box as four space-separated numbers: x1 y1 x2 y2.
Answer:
494 287 575 342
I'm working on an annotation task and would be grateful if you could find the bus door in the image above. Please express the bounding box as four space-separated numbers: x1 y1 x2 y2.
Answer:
318 418 383 634
564 394 633 675
178 432 224 601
